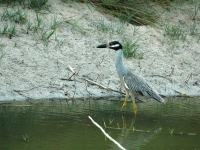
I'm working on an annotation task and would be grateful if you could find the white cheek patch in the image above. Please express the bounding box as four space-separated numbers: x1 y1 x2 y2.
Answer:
110 44 120 48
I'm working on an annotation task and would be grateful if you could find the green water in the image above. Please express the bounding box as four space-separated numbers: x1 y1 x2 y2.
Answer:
0 97 200 150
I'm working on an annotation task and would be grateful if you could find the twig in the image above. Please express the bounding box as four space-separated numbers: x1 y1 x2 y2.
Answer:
151 75 173 83
13 87 37 99
59 78 82 83
14 87 36 92
174 90 192 97
167 67 174 77
184 73 192 84
68 73 76 81
88 116 126 150
67 65 78 80
68 65 76 74
13 90 30 99
84 78 125 95
96 56 104 67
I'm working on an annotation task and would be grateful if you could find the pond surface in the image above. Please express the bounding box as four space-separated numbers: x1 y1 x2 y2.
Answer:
0 97 200 150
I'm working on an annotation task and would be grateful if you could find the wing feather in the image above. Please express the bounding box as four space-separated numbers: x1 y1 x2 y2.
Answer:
123 70 165 103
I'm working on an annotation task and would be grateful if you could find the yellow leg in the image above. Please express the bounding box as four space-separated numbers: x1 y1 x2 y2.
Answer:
120 91 129 111
133 101 137 115
130 93 137 114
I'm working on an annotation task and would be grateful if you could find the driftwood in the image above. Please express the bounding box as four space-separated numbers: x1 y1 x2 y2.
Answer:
84 78 125 95
68 65 125 95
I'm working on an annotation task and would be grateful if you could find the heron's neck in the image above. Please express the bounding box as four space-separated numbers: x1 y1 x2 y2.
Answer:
115 49 127 77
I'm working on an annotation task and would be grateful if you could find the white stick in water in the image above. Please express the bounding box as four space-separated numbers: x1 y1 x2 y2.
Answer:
88 116 126 150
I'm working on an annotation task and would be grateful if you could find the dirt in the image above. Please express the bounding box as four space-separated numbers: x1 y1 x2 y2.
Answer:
0 1 199 101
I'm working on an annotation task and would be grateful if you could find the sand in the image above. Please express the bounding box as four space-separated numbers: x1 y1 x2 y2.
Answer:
0 1 199 101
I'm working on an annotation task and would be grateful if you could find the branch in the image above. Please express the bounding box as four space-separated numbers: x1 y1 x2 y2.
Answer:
67 65 80 80
84 78 125 95
88 116 126 150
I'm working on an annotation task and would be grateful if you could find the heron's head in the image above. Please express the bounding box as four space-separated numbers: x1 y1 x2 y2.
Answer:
97 41 122 51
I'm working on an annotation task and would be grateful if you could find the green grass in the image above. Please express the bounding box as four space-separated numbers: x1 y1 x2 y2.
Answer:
115 23 124 34
66 19 86 35
0 0 193 27
0 53 5 60
0 44 5 60
122 38 143 59
0 0 49 11
1 7 27 24
189 1 199 20
27 0 50 11
99 19 124 34
99 19 109 32
1 23 16 39
0 0 25 5
197 34 200 43
51 15 60 30
33 11 42 32
41 28 56 42
164 22 187 41
78 0 160 26
190 23 198 36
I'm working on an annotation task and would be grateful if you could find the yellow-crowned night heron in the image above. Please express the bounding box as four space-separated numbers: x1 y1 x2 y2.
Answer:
97 41 166 114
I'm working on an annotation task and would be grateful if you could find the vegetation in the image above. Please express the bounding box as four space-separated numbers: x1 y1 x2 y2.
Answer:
77 0 159 26
27 0 49 10
2 7 27 24
122 38 143 59
98 18 124 34
0 0 49 11
75 0 195 26
22 134 30 142
164 21 187 41
0 0 199 52
1 23 16 39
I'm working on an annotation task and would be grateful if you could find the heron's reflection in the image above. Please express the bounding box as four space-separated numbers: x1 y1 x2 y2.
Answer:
103 113 162 150
121 112 136 136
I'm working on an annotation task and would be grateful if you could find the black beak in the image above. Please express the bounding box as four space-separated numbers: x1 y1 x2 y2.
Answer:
97 44 108 48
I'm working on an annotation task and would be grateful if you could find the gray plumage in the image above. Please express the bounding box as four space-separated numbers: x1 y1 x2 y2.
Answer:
124 71 165 103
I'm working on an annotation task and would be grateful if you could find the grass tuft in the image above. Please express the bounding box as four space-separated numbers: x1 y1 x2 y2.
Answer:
164 22 187 41
27 0 49 11
77 0 159 26
1 23 16 39
2 7 27 24
66 19 86 35
99 19 124 34
51 15 60 30
122 38 143 59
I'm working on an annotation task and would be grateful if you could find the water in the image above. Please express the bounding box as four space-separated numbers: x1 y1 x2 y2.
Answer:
0 97 200 150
